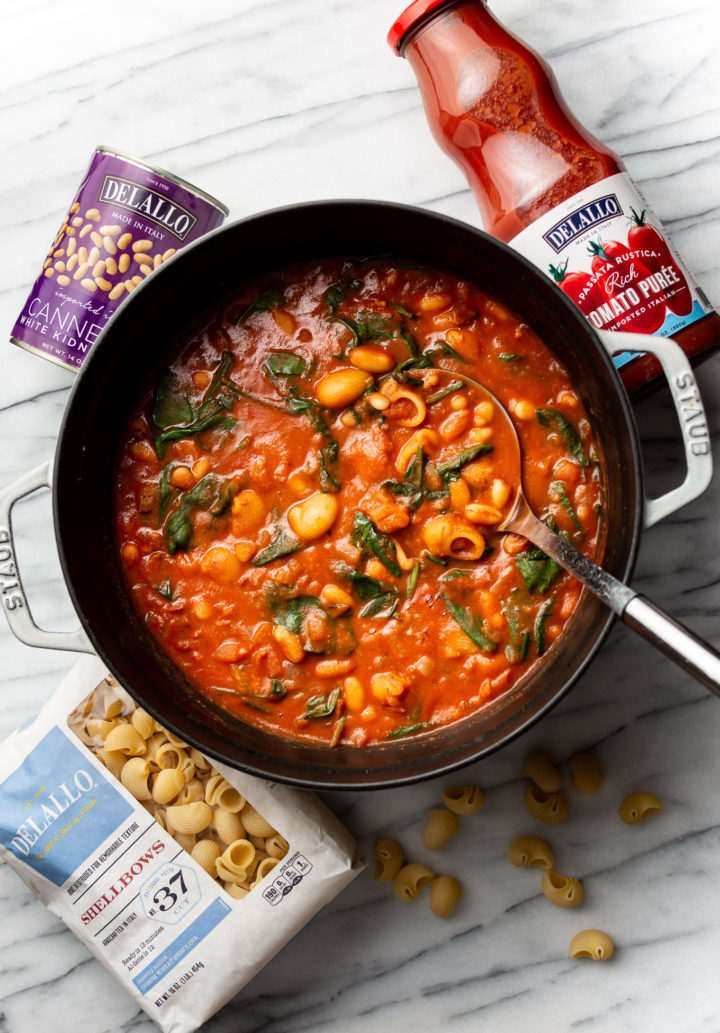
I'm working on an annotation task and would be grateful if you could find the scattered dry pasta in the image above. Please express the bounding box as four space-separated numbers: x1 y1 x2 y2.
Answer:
570 752 605 794
374 838 404 882
393 863 435 902
441 785 484 815
541 870 584 908
524 786 569 824
67 678 290 900
569 929 615 960
429 875 463 917
507 836 554 869
619 791 663 825
523 751 562 793
422 808 460 850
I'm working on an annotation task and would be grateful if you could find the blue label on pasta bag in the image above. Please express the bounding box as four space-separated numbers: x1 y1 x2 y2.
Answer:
0 726 134 886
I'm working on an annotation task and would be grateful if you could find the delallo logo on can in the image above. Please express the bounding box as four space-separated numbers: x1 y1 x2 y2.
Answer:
10 146 229 373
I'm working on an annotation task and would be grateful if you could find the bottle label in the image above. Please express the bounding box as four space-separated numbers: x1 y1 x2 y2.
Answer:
508 172 712 369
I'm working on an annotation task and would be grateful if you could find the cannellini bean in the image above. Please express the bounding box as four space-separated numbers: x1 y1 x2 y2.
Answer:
449 478 471 512
418 292 450 312
512 399 536 421
349 344 395 373
231 489 265 535
272 625 305 664
170 466 194 489
490 478 511 508
370 672 407 706
319 584 353 615
367 392 390 411
440 409 472 442
314 368 372 408
473 401 495 425
199 547 241 582
287 492 339 541
464 500 502 525
315 658 356 678
343 677 365 712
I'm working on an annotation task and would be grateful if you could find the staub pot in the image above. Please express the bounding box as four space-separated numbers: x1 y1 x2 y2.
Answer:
0 202 711 788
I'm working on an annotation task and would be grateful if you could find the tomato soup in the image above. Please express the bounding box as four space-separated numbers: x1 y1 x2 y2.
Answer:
114 259 604 747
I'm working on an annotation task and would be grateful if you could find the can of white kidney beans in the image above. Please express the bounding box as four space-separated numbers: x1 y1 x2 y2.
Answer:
10 146 229 373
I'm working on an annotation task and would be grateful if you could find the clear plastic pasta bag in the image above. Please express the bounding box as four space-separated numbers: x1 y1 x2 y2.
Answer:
0 657 360 1032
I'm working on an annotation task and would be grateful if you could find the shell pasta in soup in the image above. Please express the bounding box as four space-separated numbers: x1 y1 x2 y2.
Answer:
114 258 604 747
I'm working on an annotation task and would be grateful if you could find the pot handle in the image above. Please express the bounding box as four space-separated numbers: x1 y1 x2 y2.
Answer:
0 461 94 654
597 330 712 529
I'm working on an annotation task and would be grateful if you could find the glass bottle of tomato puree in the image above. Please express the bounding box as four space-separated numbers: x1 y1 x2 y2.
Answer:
388 0 720 395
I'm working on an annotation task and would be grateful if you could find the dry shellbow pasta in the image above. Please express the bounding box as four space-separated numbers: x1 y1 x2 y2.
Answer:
441 784 484 815
524 785 569 824
570 751 605 794
619 791 663 825
507 835 554 869
569 929 615 961
429 875 463 917
422 808 460 850
523 751 563 793
67 679 289 898
373 837 404 881
541 870 584 908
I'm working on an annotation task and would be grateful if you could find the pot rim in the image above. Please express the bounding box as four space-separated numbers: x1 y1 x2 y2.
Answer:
53 199 644 789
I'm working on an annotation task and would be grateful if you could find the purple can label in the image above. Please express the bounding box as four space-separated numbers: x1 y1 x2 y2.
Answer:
11 147 228 373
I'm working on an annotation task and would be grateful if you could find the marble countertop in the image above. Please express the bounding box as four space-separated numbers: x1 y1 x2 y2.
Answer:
2 0 720 1030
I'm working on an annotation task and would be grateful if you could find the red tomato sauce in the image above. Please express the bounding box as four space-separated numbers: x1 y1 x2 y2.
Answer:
114 259 604 747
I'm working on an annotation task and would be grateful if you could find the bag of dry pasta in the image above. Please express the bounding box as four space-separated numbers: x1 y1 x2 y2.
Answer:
0 656 360 1032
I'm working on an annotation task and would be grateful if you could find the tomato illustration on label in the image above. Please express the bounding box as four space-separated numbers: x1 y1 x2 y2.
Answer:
628 207 693 317
548 259 605 313
587 240 666 334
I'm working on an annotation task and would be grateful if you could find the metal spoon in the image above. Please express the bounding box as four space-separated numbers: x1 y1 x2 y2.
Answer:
429 368 720 695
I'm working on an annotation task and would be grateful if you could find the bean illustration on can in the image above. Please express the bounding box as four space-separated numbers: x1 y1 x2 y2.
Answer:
11 146 228 372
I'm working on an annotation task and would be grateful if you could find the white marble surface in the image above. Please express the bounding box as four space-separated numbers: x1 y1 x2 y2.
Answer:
2 0 720 1030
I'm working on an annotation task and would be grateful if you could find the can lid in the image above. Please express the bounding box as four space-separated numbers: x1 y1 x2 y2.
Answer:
387 0 453 53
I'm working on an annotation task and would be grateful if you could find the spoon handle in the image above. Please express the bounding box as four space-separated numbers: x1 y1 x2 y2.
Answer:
521 509 720 695
623 596 720 697
510 504 635 613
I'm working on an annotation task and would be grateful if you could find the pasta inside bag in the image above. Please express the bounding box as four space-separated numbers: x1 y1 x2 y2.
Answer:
0 657 360 1033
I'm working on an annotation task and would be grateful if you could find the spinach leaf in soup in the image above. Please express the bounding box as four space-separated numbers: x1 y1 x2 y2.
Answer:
536 409 589 466
253 528 303 567
442 593 498 653
515 546 562 594
165 474 231 554
234 286 286 324
153 369 193 430
351 512 402 577
153 350 239 458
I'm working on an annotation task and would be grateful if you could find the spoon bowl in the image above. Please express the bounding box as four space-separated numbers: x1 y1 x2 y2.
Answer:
432 366 720 696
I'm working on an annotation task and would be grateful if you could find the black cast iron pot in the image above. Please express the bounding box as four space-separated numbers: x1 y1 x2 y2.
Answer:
50 201 644 788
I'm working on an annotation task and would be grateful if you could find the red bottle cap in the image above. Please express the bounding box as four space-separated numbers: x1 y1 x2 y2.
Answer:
387 0 453 53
